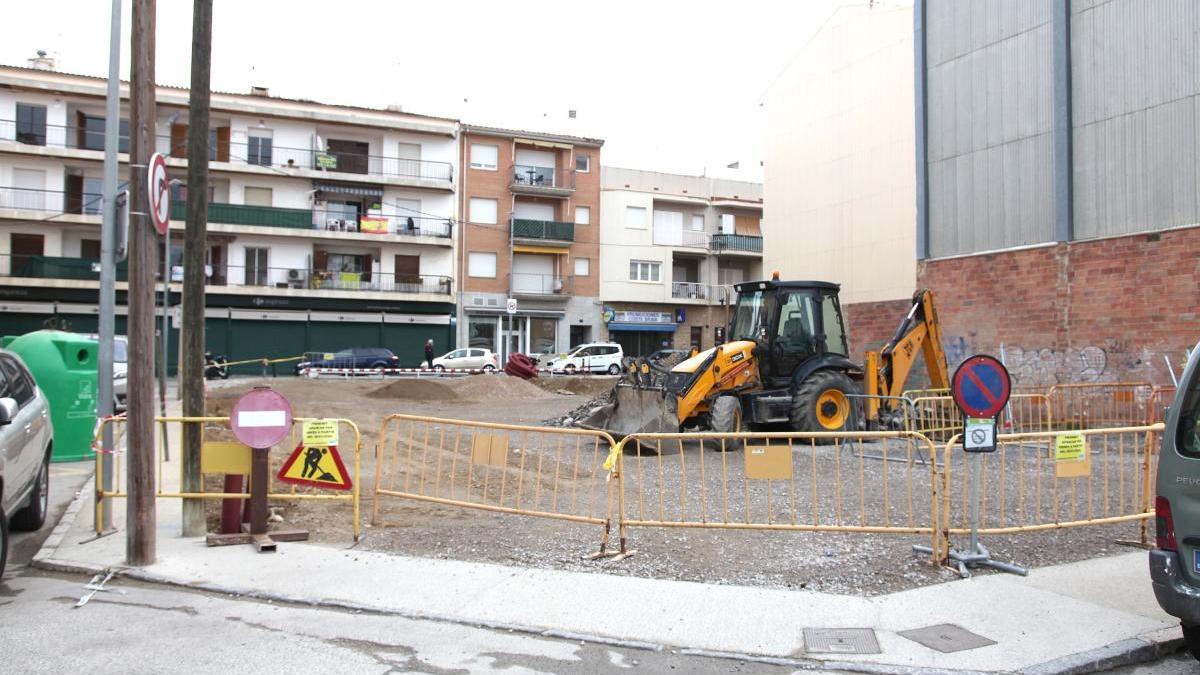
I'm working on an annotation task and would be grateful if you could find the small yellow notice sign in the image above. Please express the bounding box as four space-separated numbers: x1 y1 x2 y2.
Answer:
302 419 339 447
1055 433 1091 478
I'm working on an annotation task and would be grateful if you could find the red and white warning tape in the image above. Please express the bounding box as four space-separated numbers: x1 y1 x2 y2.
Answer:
301 366 615 377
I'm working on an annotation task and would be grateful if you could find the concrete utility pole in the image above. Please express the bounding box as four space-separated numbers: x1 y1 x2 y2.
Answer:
97 0 122 533
126 0 158 566
181 0 213 536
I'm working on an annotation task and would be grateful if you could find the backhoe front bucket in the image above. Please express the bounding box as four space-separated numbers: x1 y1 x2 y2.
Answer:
579 385 679 439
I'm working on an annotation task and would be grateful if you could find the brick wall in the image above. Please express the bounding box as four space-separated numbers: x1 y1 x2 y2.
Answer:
841 225 1200 386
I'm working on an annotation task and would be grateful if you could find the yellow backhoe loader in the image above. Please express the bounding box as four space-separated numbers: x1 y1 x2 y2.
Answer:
583 277 949 437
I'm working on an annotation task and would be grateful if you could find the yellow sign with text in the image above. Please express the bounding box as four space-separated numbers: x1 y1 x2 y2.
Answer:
302 419 339 447
1055 433 1091 478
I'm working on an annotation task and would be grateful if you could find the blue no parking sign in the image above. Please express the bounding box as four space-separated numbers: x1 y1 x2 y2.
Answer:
951 355 1011 419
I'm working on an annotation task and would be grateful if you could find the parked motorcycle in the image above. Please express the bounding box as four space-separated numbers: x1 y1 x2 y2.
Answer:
204 351 229 380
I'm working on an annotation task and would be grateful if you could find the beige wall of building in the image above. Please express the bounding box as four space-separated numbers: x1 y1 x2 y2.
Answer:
763 1 916 306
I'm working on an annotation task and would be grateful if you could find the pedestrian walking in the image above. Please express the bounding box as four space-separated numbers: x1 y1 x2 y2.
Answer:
424 339 435 369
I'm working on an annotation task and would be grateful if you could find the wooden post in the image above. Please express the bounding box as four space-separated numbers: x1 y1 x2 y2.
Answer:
181 0 213 537
126 0 157 566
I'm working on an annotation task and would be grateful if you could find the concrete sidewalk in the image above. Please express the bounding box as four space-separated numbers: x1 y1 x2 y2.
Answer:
35 469 1181 674
31 402 1180 673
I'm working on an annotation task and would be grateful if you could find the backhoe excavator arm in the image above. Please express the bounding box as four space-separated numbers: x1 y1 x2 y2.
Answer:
863 289 949 416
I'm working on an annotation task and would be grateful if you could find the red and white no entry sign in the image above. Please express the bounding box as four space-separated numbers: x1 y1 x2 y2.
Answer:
147 152 169 236
230 387 294 449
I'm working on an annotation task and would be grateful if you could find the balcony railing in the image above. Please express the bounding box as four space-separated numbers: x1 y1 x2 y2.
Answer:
0 120 454 183
510 164 575 192
653 228 710 248
710 233 763 253
509 273 572 296
0 253 452 295
231 266 452 295
169 201 312 229
671 281 710 300
1 255 128 281
312 210 452 238
510 218 574 242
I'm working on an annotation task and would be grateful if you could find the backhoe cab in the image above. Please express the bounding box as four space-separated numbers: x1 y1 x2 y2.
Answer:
583 279 948 438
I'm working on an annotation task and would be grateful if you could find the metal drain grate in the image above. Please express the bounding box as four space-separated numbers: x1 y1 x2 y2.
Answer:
802 627 881 654
899 624 996 653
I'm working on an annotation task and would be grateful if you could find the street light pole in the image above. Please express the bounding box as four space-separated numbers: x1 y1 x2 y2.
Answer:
96 0 122 533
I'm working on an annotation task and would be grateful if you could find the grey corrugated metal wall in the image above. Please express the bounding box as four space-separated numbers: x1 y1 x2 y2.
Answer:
922 0 1200 256
925 0 1056 257
1070 0 1200 240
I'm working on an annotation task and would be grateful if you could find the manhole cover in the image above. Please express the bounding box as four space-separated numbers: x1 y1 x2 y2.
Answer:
898 623 996 653
802 628 880 654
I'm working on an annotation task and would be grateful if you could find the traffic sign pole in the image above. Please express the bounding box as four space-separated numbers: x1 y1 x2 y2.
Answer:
914 354 1027 578
207 387 309 552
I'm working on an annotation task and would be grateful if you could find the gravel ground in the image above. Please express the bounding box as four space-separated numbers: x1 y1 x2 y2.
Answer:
203 377 1157 597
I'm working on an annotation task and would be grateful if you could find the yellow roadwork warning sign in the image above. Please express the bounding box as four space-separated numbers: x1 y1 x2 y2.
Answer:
1054 433 1090 478
302 419 339 447
277 443 352 491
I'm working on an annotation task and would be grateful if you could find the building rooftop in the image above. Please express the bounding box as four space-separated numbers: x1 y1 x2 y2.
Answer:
462 123 604 148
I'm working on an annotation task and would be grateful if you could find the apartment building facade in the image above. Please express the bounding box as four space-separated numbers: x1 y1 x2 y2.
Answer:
456 125 602 361
599 168 762 356
0 64 459 370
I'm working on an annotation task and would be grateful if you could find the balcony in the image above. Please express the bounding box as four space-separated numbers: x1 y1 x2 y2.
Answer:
1 255 128 281
233 266 453 295
169 201 311 229
653 228 710 249
671 281 710 300
710 233 763 254
0 187 85 215
508 273 572 298
164 201 455 238
509 164 575 197
0 120 454 186
0 253 453 296
510 218 574 243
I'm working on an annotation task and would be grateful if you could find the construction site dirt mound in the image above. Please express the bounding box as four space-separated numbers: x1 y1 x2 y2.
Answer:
532 376 616 397
450 374 555 401
366 379 457 401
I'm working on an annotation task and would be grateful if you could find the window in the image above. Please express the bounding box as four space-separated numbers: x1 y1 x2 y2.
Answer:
0 356 35 407
470 197 497 224
243 186 272 207
629 260 660 282
776 292 817 351
574 257 590 276
81 239 101 259
468 316 497 349
244 247 269 286
247 128 273 166
16 104 47 145
691 214 705 231
574 206 590 225
82 177 104 215
625 206 647 229
470 144 498 170
80 114 130 153
468 251 497 278
575 154 590 172
820 293 848 356
469 349 485 358
689 326 703 349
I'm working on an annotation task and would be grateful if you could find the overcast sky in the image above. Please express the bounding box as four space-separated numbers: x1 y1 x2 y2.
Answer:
1 1 838 182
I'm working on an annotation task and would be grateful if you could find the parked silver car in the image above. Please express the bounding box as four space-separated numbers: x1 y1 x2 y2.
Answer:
83 334 127 412
0 349 53 579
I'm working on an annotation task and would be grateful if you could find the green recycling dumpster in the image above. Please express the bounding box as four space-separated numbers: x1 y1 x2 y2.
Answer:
3 330 99 462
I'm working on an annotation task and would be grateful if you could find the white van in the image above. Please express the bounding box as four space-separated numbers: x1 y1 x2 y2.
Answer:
546 343 624 375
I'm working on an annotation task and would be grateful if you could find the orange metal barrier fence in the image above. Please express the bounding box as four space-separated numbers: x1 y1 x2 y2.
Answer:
937 424 1162 553
614 430 945 562
93 415 362 539
371 413 622 556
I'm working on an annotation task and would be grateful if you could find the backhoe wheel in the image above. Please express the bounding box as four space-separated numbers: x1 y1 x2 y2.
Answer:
791 370 859 436
710 395 744 451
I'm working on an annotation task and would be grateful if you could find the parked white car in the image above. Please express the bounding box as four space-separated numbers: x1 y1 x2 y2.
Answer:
0 349 54 579
83 334 127 412
431 348 499 371
546 343 624 375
